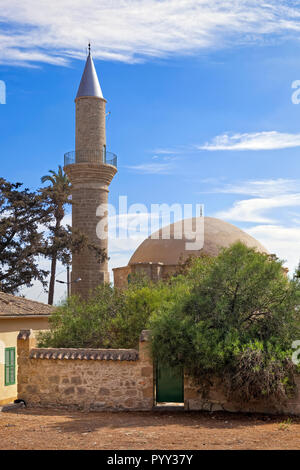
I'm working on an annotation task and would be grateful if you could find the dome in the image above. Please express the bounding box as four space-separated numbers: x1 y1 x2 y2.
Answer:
129 217 268 266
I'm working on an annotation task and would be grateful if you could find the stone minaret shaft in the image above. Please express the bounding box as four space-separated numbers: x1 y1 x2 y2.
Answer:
64 50 117 298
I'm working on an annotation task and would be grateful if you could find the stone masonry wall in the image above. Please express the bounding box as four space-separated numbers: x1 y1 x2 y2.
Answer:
17 328 300 415
17 330 153 411
113 266 132 289
184 374 300 415
71 181 110 292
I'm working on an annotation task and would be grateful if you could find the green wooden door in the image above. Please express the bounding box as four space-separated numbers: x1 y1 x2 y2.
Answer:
156 363 184 403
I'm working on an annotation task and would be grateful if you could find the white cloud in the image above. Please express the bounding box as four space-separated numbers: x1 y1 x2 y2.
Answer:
152 148 182 155
212 178 300 273
2 1 300 66
211 178 299 197
215 193 300 223
199 131 300 151
125 162 175 174
212 178 300 223
246 224 300 274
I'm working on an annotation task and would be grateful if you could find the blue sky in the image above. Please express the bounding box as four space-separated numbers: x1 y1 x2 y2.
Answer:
2 0 300 303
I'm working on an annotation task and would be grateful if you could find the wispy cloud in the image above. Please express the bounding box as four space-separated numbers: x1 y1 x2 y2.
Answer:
2 1 300 66
210 178 300 197
246 224 300 274
210 178 300 223
152 148 182 155
199 131 300 151
125 162 175 175
215 194 300 223
209 178 300 272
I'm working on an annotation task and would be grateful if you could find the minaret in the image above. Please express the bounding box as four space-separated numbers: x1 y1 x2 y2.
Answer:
64 45 117 298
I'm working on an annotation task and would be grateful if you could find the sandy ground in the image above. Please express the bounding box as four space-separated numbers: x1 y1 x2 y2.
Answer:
0 407 299 450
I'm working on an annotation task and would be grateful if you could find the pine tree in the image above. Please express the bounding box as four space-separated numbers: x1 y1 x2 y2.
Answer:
0 178 49 293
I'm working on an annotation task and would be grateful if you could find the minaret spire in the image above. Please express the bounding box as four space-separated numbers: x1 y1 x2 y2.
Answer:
76 45 103 99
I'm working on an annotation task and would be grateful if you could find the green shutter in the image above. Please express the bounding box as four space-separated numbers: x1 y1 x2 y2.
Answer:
5 347 15 386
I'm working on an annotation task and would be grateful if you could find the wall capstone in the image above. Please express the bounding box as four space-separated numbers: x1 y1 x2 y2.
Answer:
29 348 138 361
139 330 151 342
17 329 32 340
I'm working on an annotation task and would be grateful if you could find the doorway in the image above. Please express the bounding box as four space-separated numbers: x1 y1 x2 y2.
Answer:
156 362 184 404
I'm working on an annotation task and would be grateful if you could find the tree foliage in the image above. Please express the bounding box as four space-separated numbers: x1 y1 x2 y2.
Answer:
38 277 173 349
150 242 300 403
0 171 107 300
0 178 49 293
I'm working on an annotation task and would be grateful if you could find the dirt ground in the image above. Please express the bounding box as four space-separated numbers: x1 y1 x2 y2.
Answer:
0 407 299 450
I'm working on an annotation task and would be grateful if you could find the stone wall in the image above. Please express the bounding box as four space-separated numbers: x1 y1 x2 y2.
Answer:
113 265 132 289
17 328 300 415
113 263 177 289
17 330 153 411
184 374 300 415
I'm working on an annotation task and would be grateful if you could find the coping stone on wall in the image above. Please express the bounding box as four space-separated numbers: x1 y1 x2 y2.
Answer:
17 330 33 340
139 330 151 342
29 348 139 361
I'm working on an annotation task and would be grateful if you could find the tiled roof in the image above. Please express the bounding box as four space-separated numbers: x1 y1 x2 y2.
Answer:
29 348 139 361
0 291 54 316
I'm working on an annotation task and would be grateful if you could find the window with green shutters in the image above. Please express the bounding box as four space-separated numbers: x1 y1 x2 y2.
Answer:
5 347 15 386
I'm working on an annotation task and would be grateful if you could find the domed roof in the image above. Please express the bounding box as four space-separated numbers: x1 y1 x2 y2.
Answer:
129 217 268 266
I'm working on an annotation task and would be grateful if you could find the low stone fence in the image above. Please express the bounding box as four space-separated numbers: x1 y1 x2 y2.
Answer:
184 374 300 415
17 329 153 411
17 329 300 415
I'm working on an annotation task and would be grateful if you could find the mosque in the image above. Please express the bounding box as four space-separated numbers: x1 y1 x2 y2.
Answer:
64 47 268 297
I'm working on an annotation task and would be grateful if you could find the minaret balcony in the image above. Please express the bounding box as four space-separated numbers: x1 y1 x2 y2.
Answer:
64 149 117 168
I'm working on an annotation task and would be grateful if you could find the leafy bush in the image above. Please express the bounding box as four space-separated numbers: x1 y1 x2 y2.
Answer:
38 283 123 348
38 277 174 349
226 341 296 402
150 242 300 403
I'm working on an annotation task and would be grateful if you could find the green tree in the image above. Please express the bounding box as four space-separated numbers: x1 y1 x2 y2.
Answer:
150 242 300 403
40 166 71 305
107 280 175 348
38 284 124 348
37 278 174 349
0 178 49 293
